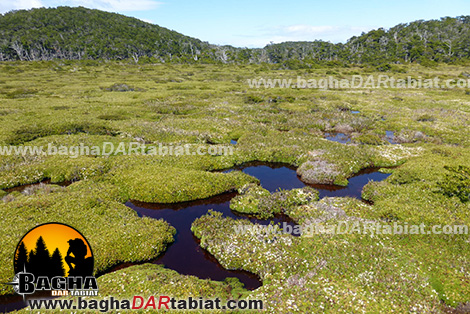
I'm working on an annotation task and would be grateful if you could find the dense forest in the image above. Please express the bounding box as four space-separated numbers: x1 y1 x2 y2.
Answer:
1 6 469 66
0 6 218 62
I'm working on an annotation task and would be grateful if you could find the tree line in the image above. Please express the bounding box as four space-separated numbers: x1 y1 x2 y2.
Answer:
1 7 469 66
14 237 66 280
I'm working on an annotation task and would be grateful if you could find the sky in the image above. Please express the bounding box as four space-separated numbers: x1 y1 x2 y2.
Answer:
0 0 469 48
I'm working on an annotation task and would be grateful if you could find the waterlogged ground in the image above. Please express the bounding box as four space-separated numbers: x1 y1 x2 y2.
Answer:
123 163 386 292
0 61 469 313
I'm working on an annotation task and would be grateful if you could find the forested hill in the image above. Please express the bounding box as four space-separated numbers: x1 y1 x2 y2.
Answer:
0 6 469 66
0 6 217 62
264 16 470 65
347 16 470 63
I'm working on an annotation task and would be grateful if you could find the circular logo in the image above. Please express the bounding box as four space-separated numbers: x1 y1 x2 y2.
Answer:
14 223 94 279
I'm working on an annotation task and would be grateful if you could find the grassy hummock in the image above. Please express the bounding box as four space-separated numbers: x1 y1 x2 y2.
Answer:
230 184 319 219
0 181 175 296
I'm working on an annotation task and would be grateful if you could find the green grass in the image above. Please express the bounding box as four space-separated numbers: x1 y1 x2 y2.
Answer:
1 61 470 313
106 157 258 203
14 263 254 314
0 180 175 295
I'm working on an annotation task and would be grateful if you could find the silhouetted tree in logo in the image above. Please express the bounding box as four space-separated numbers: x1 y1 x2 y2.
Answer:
14 237 66 281
49 248 66 277
14 241 28 272
65 238 93 278
27 236 50 278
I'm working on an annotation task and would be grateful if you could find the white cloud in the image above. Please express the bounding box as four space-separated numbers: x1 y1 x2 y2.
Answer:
0 0 43 14
140 18 156 24
0 0 162 14
221 24 376 48
284 25 337 34
267 24 374 43
61 0 162 12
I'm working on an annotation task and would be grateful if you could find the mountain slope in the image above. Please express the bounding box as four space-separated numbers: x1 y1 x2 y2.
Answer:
0 6 213 61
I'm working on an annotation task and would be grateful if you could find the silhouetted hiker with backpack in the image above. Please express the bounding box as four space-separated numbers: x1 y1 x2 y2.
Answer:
65 238 93 277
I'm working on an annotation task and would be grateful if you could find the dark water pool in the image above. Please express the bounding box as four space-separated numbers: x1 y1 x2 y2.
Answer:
0 296 24 314
127 193 267 290
0 292 56 313
310 168 391 199
386 131 398 144
324 133 351 144
3 180 72 194
124 163 390 290
223 162 305 192
125 162 305 290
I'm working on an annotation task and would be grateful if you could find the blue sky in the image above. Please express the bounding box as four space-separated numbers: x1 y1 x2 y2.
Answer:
1 0 469 47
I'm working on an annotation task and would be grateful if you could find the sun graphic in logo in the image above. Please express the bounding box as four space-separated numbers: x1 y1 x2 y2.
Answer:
14 223 94 278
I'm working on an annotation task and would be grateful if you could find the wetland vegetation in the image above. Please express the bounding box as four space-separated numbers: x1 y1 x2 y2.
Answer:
0 52 469 313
